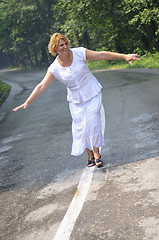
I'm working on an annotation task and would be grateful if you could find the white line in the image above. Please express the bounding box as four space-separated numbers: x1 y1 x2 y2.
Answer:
53 166 95 240
53 103 106 240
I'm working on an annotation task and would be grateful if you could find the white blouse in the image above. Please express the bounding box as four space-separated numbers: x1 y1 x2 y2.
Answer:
48 47 102 104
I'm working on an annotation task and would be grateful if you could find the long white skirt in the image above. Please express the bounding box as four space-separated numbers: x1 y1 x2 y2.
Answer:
69 91 105 156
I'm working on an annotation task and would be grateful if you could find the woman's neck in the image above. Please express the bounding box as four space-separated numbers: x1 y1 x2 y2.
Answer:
58 49 73 67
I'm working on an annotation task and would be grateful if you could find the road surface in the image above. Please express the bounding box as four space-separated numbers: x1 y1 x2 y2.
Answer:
0 68 159 239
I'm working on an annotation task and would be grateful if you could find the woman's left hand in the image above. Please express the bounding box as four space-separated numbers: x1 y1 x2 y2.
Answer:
124 54 140 65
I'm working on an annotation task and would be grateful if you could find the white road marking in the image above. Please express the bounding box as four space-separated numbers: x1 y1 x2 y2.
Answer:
53 166 95 240
53 103 106 240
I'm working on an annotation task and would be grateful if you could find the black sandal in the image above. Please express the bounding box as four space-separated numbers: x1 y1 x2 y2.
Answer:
87 158 95 167
95 155 103 168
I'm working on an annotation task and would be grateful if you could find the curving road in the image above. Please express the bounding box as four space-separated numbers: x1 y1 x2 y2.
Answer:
0 68 159 240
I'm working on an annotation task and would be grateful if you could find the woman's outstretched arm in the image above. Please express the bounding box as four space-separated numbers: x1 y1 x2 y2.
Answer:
13 71 55 111
86 49 140 65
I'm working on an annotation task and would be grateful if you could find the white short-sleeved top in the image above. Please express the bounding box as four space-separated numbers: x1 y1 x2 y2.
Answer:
48 47 102 104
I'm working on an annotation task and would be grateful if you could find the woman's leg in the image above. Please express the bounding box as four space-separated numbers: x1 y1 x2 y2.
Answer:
93 147 100 159
93 147 103 167
86 148 95 167
86 148 94 160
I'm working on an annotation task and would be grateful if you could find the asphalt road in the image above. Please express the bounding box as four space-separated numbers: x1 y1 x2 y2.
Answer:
0 68 159 240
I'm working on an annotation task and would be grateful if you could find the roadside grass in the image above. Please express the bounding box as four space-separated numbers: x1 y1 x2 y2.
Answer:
88 51 159 71
0 81 11 106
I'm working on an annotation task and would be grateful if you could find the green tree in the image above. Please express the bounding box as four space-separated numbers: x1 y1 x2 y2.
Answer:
0 0 58 68
0 0 158 68
123 0 159 52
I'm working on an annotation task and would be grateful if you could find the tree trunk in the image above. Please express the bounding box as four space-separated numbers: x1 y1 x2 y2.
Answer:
41 44 49 65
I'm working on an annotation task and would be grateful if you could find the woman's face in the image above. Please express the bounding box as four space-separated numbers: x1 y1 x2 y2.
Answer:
55 38 69 56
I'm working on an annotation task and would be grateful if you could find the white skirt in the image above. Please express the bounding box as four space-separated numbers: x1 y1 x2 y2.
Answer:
69 91 105 156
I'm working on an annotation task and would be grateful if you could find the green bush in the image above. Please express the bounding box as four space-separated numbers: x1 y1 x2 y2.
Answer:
0 81 11 106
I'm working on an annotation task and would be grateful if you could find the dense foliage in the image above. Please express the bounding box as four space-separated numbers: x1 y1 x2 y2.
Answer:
0 0 158 68
0 80 11 106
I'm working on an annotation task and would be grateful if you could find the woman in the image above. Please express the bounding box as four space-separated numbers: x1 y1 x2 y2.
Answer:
13 33 140 167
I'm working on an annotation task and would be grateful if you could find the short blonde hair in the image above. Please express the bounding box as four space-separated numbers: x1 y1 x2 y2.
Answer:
48 33 70 56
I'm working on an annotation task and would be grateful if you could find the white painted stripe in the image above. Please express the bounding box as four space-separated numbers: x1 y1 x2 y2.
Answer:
53 166 95 240
53 103 106 240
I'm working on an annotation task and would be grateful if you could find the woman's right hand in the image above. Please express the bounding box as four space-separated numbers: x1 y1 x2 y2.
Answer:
13 102 29 112
13 71 55 112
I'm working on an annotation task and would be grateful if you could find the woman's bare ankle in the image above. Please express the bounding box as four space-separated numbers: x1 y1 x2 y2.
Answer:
86 148 94 160
93 147 100 159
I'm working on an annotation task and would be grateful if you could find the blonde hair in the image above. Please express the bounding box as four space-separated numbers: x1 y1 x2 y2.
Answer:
48 33 70 56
